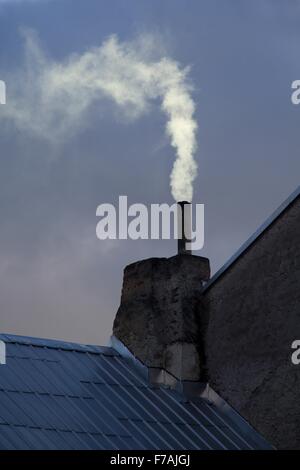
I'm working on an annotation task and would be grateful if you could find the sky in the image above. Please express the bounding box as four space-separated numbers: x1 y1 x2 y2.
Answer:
0 0 299 345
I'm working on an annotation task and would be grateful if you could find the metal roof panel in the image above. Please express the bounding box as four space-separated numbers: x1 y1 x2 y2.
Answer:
0 333 271 450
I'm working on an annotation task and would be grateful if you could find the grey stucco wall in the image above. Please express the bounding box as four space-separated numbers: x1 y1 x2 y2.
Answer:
113 255 210 381
204 195 300 449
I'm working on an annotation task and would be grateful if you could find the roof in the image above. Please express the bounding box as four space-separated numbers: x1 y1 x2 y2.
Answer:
203 184 300 292
0 333 271 450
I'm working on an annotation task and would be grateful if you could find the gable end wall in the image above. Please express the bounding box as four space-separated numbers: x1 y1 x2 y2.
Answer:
204 195 300 449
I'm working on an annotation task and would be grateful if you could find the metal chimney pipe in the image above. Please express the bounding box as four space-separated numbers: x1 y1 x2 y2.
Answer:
177 201 192 255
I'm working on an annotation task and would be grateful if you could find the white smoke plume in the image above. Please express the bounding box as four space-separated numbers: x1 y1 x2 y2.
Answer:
2 31 198 201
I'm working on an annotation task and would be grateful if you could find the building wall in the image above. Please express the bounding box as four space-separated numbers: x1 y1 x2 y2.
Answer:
204 195 300 450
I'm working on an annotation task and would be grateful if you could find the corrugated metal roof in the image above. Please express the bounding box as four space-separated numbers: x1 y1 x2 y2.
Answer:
0 333 271 450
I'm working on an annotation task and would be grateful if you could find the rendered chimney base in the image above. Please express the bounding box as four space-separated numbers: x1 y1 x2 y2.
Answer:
113 254 210 381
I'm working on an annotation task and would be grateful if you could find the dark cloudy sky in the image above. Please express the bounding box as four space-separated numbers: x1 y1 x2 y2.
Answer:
0 0 299 345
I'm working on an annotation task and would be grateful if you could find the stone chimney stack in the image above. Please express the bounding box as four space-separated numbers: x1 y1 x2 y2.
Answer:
113 254 210 382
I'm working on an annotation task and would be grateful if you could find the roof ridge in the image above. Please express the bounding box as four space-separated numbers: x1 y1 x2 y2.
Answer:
0 333 118 356
203 184 300 292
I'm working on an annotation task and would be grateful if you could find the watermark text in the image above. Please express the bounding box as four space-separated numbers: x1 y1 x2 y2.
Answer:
0 80 6 105
0 341 6 365
291 80 300 105
96 197 204 251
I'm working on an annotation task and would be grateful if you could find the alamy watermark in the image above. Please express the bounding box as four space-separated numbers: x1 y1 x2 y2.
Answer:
291 80 300 105
0 80 6 105
291 340 300 365
0 341 6 365
96 196 205 251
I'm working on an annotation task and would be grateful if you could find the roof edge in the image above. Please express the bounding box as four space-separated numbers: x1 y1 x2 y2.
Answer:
203 184 300 293
110 335 273 449
0 333 118 355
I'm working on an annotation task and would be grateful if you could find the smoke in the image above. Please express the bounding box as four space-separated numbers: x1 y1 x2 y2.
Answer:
2 30 198 201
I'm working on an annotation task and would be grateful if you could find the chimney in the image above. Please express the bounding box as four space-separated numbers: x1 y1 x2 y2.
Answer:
113 253 210 382
177 201 192 255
